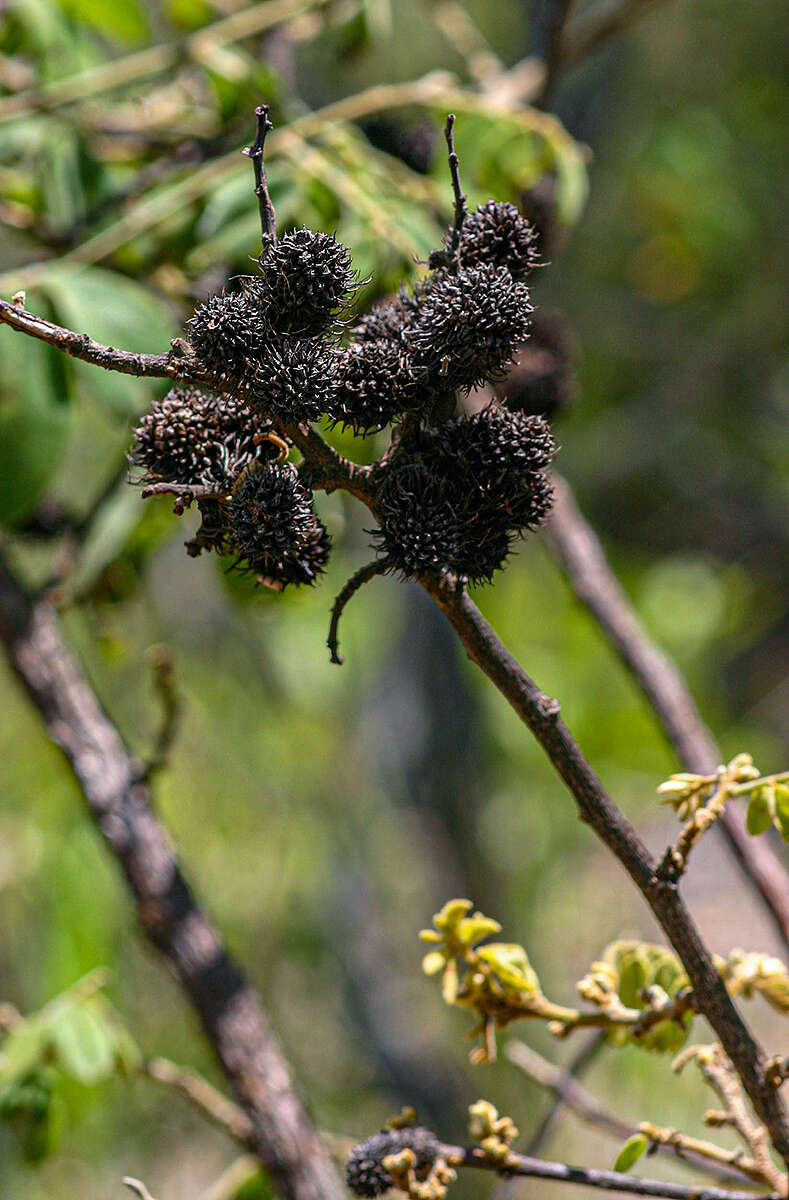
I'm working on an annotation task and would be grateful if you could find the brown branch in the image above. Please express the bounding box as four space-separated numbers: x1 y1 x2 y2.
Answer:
0 553 343 1200
438 1142 780 1200
0 297 175 377
442 114 468 263
419 572 789 1170
544 475 789 955
328 559 391 665
144 1057 254 1145
243 104 278 256
505 1040 752 1186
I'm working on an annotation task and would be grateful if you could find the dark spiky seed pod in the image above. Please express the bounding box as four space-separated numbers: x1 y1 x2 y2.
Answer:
374 463 458 576
332 340 421 434
246 336 339 423
130 388 267 486
374 406 555 583
259 228 356 333
186 292 267 378
493 309 573 418
436 406 556 493
454 200 540 281
406 265 532 393
346 1128 441 1197
227 464 330 587
350 289 420 345
185 499 229 558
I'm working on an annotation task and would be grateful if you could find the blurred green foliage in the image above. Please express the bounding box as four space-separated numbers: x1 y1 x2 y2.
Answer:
0 1 788 1198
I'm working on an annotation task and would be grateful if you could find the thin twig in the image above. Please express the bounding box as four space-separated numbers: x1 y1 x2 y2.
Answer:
442 113 468 263
524 1029 606 1155
144 1057 254 1145
140 481 228 512
675 1046 786 1194
0 297 174 378
438 1141 781 1200
243 104 277 256
328 559 391 665
544 475 789 955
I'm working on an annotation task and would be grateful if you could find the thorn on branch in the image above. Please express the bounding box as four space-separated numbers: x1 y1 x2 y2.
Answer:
243 103 277 259
328 559 391 665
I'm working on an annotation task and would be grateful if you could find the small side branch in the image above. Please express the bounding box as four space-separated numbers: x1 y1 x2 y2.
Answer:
328 559 391 665
545 474 789 955
144 1057 254 1146
443 1143 781 1200
139 481 228 514
442 114 468 263
244 104 277 257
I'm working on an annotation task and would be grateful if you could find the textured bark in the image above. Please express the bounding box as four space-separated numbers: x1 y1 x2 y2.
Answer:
0 555 343 1200
545 475 789 953
422 575 789 1170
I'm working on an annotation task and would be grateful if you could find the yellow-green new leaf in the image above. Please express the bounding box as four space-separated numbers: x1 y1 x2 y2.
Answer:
613 1134 648 1174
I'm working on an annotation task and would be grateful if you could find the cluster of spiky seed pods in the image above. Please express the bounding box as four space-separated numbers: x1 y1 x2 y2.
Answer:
129 114 567 635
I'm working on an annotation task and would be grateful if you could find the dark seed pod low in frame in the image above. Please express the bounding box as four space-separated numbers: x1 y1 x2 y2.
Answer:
346 1128 441 1198
260 228 357 333
227 463 330 587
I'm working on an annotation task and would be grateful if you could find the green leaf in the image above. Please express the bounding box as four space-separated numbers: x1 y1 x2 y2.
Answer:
0 324 71 524
477 943 539 993
0 1022 47 1084
433 898 473 933
457 915 502 946
773 785 789 841
747 785 774 836
50 1002 115 1085
613 1134 648 1174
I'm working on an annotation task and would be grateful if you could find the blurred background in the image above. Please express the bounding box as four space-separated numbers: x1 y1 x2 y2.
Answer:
0 0 788 1197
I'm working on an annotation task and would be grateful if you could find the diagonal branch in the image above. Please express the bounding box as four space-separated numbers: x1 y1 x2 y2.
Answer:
419 572 789 1171
0 296 174 377
439 1140 782 1200
544 475 789 954
0 553 343 1200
